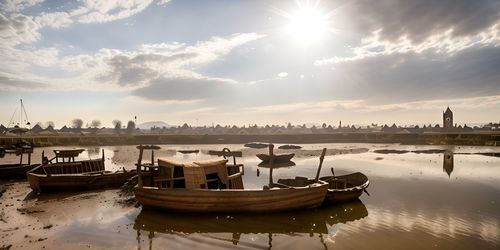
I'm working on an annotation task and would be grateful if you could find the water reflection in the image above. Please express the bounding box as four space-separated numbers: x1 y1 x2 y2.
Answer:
134 200 368 249
443 153 454 178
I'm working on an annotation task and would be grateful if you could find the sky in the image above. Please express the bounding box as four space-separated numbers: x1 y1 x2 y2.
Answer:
1 0 499 128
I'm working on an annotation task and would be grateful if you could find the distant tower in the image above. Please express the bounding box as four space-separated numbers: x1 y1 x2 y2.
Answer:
443 107 453 129
339 120 342 128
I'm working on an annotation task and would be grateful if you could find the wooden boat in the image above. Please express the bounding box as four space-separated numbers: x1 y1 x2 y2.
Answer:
133 144 328 213
256 153 295 163
0 145 39 179
177 149 199 154
27 149 136 192
320 172 369 203
278 144 302 150
244 142 268 149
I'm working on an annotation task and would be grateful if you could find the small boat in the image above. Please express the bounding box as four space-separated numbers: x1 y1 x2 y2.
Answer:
27 149 136 192
244 142 268 149
320 172 369 203
133 144 328 213
177 149 199 154
256 153 295 163
278 144 302 150
0 145 40 179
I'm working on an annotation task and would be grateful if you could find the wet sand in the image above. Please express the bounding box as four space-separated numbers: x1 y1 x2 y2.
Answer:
1 143 499 249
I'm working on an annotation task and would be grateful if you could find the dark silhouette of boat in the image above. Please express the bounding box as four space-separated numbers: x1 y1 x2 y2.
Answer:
244 142 268 148
278 144 302 150
0 145 39 179
256 153 295 163
177 149 199 154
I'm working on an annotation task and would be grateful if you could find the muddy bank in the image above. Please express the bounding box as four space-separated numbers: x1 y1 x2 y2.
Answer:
0 181 137 249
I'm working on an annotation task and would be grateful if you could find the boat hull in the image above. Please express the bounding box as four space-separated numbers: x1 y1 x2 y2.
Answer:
320 172 369 203
0 164 40 179
256 153 295 163
27 171 137 192
134 182 328 213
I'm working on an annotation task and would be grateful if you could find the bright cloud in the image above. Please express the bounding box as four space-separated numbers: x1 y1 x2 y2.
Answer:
71 0 155 24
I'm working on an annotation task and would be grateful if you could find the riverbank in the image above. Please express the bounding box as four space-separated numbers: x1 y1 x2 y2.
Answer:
1 132 499 147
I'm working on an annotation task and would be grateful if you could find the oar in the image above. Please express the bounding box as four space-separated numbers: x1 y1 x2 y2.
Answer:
314 148 327 182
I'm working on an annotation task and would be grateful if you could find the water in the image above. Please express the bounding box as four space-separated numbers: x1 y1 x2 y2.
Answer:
1 143 499 249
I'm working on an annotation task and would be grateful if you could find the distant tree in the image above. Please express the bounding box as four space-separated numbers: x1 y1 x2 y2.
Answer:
91 120 101 128
322 123 327 129
181 123 189 129
286 122 292 129
112 120 122 130
126 120 136 131
45 121 55 128
72 119 84 129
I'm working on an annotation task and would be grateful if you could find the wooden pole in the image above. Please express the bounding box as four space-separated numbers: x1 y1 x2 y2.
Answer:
19 147 23 165
268 144 274 187
137 145 144 188
314 148 327 182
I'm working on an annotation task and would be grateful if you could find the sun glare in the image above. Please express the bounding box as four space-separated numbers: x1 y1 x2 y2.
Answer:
287 4 328 44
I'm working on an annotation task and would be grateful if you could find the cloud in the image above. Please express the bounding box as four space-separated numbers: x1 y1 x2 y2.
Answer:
0 13 41 47
316 0 500 64
244 95 500 115
35 12 73 28
130 76 236 101
0 0 44 13
95 33 264 88
339 0 500 44
277 72 288 78
70 0 155 24
0 75 49 90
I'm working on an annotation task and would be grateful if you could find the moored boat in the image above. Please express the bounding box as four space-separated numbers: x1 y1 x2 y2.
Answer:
27 149 136 192
256 153 295 163
320 172 370 203
0 145 39 179
278 144 302 150
244 142 268 149
133 144 328 213
177 149 199 154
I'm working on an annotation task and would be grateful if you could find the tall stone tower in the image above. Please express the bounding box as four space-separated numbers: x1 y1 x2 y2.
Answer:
443 107 453 129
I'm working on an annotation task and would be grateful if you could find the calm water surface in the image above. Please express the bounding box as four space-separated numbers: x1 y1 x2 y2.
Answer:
2 143 499 249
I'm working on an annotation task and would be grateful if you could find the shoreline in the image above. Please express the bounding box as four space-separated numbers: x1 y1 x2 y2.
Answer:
1 132 499 147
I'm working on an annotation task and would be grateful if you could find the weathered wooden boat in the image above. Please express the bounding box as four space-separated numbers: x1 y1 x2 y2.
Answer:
244 142 268 149
0 146 39 179
27 149 136 192
320 172 370 203
278 144 302 150
133 144 328 213
177 149 199 154
256 153 295 163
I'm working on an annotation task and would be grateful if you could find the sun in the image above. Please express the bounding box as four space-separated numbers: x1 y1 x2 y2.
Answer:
286 3 329 44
